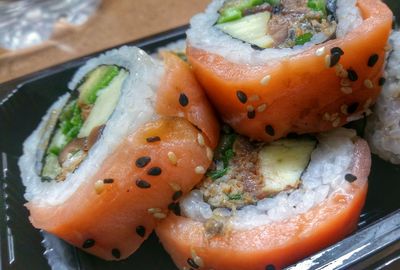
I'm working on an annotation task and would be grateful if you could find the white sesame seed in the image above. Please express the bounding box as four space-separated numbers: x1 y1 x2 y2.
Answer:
331 113 339 121
153 212 167 219
341 104 348 115
195 166 206 174
260 75 271 86
94 180 104 195
325 55 331 68
191 248 204 267
249 95 260 102
332 118 341 127
340 78 351 87
197 133 205 146
315 46 326 56
257 103 267 112
167 151 177 165
364 79 374 89
363 98 372 109
206 147 213 161
169 182 181 191
335 64 348 78
246 105 255 112
323 112 331 121
148 208 162 214
341 87 353 94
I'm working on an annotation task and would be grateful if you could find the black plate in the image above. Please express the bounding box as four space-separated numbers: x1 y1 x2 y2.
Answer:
1 2 400 269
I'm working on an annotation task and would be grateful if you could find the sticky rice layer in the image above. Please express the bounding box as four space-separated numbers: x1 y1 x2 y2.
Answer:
187 0 362 65
180 128 357 230
19 46 164 206
366 32 400 164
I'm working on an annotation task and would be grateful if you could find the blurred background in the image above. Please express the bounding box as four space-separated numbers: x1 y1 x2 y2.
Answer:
0 0 210 83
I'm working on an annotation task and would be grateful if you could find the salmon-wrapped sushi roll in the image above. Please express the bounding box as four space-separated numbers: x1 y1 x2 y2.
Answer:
187 0 392 141
18 47 219 260
157 128 370 270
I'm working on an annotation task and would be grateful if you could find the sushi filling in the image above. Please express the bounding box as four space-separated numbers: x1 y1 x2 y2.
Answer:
216 0 337 48
41 65 128 181
180 128 357 236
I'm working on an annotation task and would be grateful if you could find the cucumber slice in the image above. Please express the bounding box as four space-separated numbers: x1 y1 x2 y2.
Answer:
78 65 120 105
259 138 316 195
216 11 274 49
78 70 128 138
47 129 69 155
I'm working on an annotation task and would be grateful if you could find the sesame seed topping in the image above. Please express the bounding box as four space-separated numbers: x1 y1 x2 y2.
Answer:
367 54 379 67
323 112 330 121
236 90 248 104
315 46 326 56
197 133 205 146
364 98 372 109
172 190 183 201
347 68 358 81
341 104 348 115
341 87 353 95
331 47 344 56
187 258 199 269
136 179 151 189
136 226 146 237
148 208 162 214
329 52 341 68
146 136 161 143
135 156 151 168
179 93 189 107
257 103 267 112
335 64 348 78
378 77 386 86
82 239 95 249
332 118 341 127
168 202 181 216
345 174 357 183
153 212 167 219
195 166 206 174
94 180 105 194
265 265 276 270
249 94 260 102
246 105 254 112
265 125 275 136
347 102 359 114
112 248 121 259
147 167 162 176
364 79 374 89
206 147 214 161
193 255 204 268
167 152 177 165
169 182 181 192
260 75 271 85
103 178 114 184
247 110 256 119
340 78 351 87
324 55 331 68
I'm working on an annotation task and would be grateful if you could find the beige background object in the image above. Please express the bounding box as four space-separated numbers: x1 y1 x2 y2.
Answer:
0 0 210 83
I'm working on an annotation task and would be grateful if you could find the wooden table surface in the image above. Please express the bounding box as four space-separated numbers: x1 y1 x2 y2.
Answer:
0 0 210 83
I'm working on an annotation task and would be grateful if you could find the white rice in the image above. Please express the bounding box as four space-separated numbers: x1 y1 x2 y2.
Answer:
187 0 363 65
180 128 357 230
19 46 164 206
366 32 400 164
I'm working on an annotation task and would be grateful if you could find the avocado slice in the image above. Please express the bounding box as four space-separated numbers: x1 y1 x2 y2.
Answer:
78 65 120 105
78 70 128 138
216 11 274 49
259 138 316 195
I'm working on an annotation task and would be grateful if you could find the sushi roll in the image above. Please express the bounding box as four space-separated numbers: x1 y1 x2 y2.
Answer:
18 47 219 260
156 128 370 270
186 0 393 141
366 31 400 164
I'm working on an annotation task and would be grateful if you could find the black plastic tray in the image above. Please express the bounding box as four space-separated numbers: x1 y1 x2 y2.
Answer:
1 3 400 268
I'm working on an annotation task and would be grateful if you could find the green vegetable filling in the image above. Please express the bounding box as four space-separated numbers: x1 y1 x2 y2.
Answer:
207 130 236 180
307 0 327 15
217 0 274 24
295 32 313 45
228 193 243 200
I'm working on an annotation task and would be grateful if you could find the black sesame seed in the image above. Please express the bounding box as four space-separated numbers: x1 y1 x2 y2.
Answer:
347 102 359 114
135 156 151 168
136 179 151 189
168 202 181 216
347 68 358 82
179 93 189 107
103 179 114 184
368 54 379 67
187 258 199 269
265 125 275 136
146 136 161 143
329 52 341 67
345 174 357 183
265 264 276 270
247 110 256 119
331 47 344 56
236 90 248 104
82 239 95 249
172 190 183 201
136 225 146 238
112 248 121 259
147 167 162 176
378 77 386 86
